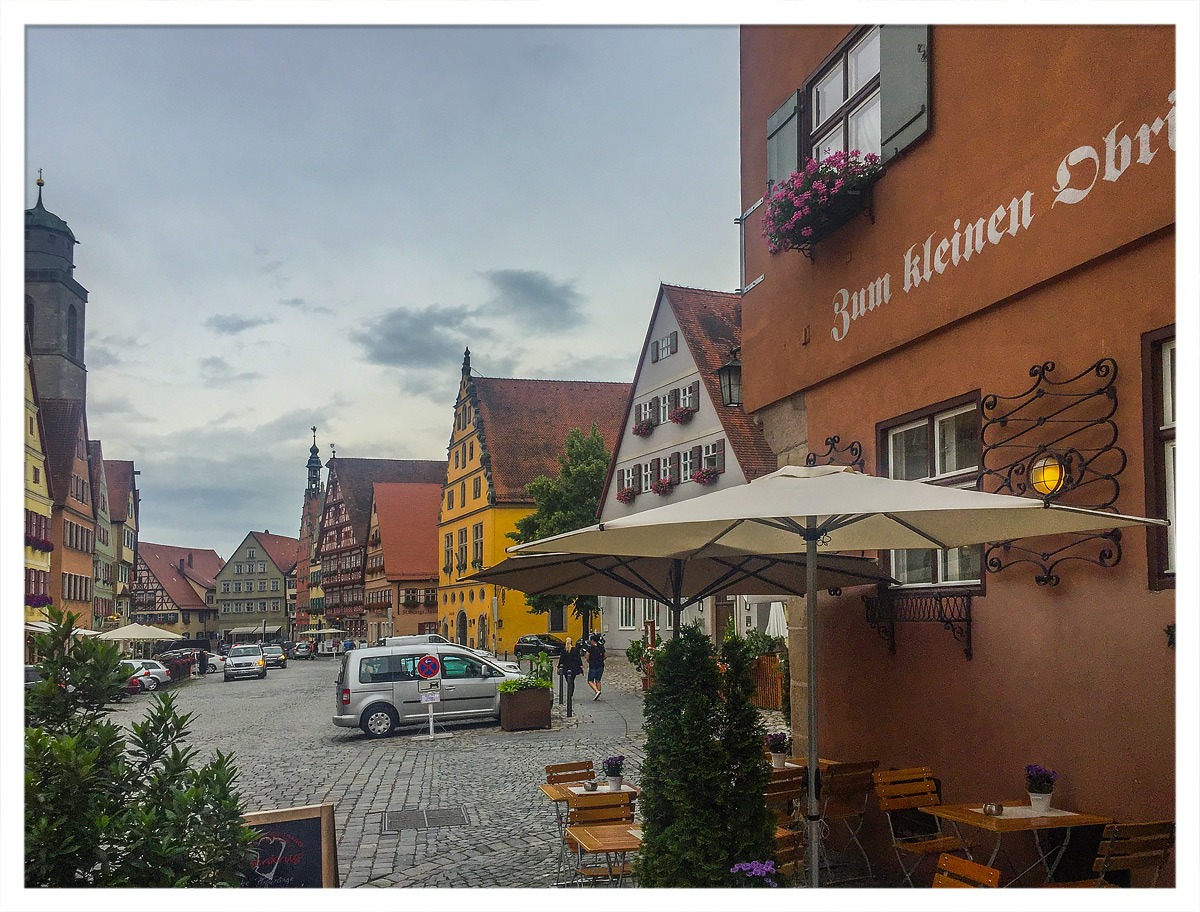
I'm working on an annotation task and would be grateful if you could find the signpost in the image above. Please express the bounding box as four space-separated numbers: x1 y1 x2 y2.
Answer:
414 654 451 741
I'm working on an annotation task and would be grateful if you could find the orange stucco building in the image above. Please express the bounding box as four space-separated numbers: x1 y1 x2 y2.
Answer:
740 25 1174 883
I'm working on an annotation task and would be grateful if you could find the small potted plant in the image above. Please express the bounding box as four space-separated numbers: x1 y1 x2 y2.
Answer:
668 405 697 425
1025 763 1057 813
602 754 626 790
730 860 778 888
650 477 676 497
765 732 791 768
632 419 655 438
692 467 720 486
616 486 637 505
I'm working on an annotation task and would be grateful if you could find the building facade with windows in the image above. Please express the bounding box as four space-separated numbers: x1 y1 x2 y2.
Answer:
24 332 54 627
363 482 442 643
596 284 779 652
214 531 301 643
319 457 447 642
103 459 140 625
86 440 115 628
740 24 1175 867
132 543 224 639
41 398 96 626
437 350 630 652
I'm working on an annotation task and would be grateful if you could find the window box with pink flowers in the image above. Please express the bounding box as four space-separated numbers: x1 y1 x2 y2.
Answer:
762 151 884 259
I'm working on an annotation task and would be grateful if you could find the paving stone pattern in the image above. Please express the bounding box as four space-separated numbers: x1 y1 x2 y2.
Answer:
111 656 648 888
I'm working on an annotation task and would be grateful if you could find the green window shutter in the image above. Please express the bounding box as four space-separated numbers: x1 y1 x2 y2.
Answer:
767 90 802 186
879 25 931 163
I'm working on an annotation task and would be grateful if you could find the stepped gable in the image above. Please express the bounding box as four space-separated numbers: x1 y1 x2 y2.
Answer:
139 542 225 609
662 283 778 480
332 458 448 543
39 398 87 507
103 460 136 522
251 530 302 574
473 377 632 502
373 482 443 580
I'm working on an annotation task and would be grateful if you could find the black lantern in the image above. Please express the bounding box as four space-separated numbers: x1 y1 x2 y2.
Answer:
717 347 742 407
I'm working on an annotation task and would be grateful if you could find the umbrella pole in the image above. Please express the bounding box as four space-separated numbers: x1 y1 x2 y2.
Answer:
671 558 682 638
805 521 820 888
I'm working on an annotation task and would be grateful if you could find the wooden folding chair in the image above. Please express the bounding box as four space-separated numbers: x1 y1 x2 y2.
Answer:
765 765 807 829
817 759 879 881
873 767 968 887
932 853 1000 888
565 792 635 886
547 760 595 784
1047 820 1175 887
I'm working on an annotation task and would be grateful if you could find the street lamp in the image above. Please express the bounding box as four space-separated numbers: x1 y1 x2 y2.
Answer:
717 347 742 407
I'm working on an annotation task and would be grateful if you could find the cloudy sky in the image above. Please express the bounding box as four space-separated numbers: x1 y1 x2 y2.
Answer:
22 23 742 559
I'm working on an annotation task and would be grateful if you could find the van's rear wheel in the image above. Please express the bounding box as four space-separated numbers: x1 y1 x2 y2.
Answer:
361 705 398 738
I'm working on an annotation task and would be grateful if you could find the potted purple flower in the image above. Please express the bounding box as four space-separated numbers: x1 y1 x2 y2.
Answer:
765 732 791 768
616 486 637 505
668 405 697 425
602 754 626 790
731 860 778 887
761 150 884 255
692 467 720 486
650 478 676 497
632 419 655 438
1025 764 1057 814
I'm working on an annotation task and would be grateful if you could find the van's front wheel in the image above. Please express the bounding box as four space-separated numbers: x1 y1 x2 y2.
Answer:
361 705 398 738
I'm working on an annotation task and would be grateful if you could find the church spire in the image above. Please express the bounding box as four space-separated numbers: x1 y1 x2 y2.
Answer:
462 346 471 376
306 426 323 495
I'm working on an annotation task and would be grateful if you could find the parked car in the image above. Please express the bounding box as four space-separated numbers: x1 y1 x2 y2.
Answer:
333 643 523 738
120 659 155 692
24 666 43 690
513 633 566 658
206 654 226 674
263 645 287 668
294 642 313 658
384 634 517 669
136 659 171 690
224 644 266 681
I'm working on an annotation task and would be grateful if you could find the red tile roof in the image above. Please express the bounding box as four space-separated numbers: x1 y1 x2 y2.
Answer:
39 398 88 509
328 458 448 545
662 284 777 480
471 378 632 503
103 459 136 523
373 482 443 580
138 542 225 610
250 530 302 575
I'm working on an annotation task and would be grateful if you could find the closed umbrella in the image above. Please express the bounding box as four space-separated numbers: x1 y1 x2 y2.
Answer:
764 602 788 639
509 464 1165 886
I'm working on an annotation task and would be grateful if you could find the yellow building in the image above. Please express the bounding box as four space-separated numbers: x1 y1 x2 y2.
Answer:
437 349 630 654
24 333 54 626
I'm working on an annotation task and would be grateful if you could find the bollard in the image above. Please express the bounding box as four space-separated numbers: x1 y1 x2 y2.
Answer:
566 673 575 718
558 669 564 705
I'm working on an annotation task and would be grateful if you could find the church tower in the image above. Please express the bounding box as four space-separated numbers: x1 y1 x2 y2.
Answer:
25 175 88 400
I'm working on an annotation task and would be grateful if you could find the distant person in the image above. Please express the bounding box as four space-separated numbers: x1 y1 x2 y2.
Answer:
585 633 606 700
198 648 208 676
558 637 584 705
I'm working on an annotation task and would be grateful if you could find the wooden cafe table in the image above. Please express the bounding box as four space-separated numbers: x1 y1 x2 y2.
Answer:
564 823 643 886
922 802 1111 886
539 781 640 882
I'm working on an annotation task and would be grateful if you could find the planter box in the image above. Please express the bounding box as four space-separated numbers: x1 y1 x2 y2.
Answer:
499 688 552 731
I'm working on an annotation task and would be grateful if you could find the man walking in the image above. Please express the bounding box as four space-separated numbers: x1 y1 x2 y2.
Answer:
584 633 606 700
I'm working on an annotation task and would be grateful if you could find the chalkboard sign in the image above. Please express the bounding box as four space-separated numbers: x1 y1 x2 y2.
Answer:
241 802 339 888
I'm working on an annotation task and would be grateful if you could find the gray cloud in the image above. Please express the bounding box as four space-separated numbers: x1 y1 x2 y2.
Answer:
88 395 151 421
350 304 490 369
205 314 275 335
258 259 284 274
88 345 121 369
198 356 260 387
279 296 332 315
482 268 586 330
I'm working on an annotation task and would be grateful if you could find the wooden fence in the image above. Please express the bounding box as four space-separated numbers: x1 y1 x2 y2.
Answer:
750 653 784 710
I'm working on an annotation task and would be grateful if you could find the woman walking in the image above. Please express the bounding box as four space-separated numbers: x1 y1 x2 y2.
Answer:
585 633 606 700
558 638 584 708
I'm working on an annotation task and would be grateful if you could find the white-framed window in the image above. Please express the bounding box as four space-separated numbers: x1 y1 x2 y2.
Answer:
233 582 241 593
258 580 267 592
618 597 637 630
701 440 726 472
885 401 981 587
259 601 267 611
234 563 242 574
660 459 672 482
221 581 230 593
659 392 671 419
619 467 636 490
640 462 653 491
271 578 280 591
258 562 266 573
681 448 696 481
271 600 280 611
811 27 881 160
679 384 696 410
642 599 659 629
247 548 256 559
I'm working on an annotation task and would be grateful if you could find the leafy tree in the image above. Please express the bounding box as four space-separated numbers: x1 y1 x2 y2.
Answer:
507 423 612 628
25 606 256 887
635 624 776 886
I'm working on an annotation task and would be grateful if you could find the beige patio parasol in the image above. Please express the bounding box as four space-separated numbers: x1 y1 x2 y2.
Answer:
97 622 184 641
508 464 1166 886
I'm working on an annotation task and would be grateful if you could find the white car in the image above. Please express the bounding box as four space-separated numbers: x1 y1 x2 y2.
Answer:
136 659 171 690
205 654 226 674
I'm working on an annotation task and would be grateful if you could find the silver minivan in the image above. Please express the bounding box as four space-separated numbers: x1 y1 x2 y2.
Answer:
333 643 524 738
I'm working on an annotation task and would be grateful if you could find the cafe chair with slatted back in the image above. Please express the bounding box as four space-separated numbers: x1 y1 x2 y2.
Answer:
932 853 1000 888
1046 820 1175 888
546 760 595 784
873 767 969 887
775 824 806 886
765 764 807 829
817 759 879 882
565 792 635 886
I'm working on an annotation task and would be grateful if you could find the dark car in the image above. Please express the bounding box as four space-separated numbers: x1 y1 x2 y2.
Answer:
24 666 42 690
513 634 566 658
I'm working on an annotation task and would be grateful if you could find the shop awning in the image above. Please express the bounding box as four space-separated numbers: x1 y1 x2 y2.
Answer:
225 625 283 635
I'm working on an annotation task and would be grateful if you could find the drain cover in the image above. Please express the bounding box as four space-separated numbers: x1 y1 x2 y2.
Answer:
383 807 468 833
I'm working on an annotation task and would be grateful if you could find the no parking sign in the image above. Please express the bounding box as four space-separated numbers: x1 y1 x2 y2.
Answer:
417 654 441 679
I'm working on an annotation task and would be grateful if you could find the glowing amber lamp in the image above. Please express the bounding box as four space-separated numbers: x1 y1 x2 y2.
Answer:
1029 454 1065 496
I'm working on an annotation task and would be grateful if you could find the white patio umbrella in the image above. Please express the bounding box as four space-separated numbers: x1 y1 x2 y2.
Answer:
509 464 1166 886
97 622 183 641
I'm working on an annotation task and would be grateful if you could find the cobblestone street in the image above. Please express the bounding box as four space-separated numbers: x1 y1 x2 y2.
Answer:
111 656 647 888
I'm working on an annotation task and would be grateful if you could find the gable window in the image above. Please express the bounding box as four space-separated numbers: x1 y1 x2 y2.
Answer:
221 581 230 593
247 548 256 559
880 397 981 587
235 563 242 574
618 597 637 630
258 562 266 573
650 331 679 363
1143 327 1175 588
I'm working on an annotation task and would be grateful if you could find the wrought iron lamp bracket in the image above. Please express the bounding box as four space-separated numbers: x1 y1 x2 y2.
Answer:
863 590 973 659
805 435 866 473
980 358 1126 586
